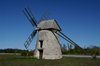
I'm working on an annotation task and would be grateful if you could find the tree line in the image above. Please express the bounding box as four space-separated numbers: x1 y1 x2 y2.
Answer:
0 48 23 53
61 43 100 55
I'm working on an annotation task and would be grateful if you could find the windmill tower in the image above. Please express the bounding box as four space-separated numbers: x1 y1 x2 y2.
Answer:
34 19 62 59
23 6 95 59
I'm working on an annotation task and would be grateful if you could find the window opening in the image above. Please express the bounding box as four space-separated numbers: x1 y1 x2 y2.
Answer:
39 40 43 48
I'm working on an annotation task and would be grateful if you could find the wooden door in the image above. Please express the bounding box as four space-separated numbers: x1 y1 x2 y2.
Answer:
39 50 43 59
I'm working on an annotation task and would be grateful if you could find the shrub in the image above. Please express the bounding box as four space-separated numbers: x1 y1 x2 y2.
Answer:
62 50 68 54
21 50 27 56
28 51 34 56
69 49 75 54
91 51 95 55
95 51 99 55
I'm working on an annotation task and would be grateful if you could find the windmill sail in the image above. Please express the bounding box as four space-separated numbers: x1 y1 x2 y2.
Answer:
22 6 51 50
55 31 92 57
23 6 37 27
24 30 37 49
38 10 50 24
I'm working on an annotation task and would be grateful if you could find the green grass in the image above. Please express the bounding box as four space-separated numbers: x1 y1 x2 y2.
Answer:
0 55 100 66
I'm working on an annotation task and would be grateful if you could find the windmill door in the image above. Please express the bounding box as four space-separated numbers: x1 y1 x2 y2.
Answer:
39 50 43 59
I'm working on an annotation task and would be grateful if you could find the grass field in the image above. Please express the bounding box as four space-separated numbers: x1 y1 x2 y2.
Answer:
0 55 100 66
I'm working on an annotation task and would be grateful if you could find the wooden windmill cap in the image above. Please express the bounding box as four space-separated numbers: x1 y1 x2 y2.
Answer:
35 19 62 31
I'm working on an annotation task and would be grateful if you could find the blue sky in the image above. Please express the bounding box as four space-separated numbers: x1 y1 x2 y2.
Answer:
0 0 100 50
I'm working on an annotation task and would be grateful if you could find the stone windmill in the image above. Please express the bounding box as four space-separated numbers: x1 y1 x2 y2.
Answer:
23 6 62 59
23 6 94 59
34 19 62 59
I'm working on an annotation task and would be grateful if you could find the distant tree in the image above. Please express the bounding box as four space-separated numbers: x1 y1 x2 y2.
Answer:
74 46 83 54
74 46 78 53
92 46 100 52
95 51 99 55
0 49 4 53
69 49 75 54
69 44 72 50
67 43 74 54
63 43 67 50
61 43 68 54
67 43 70 50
